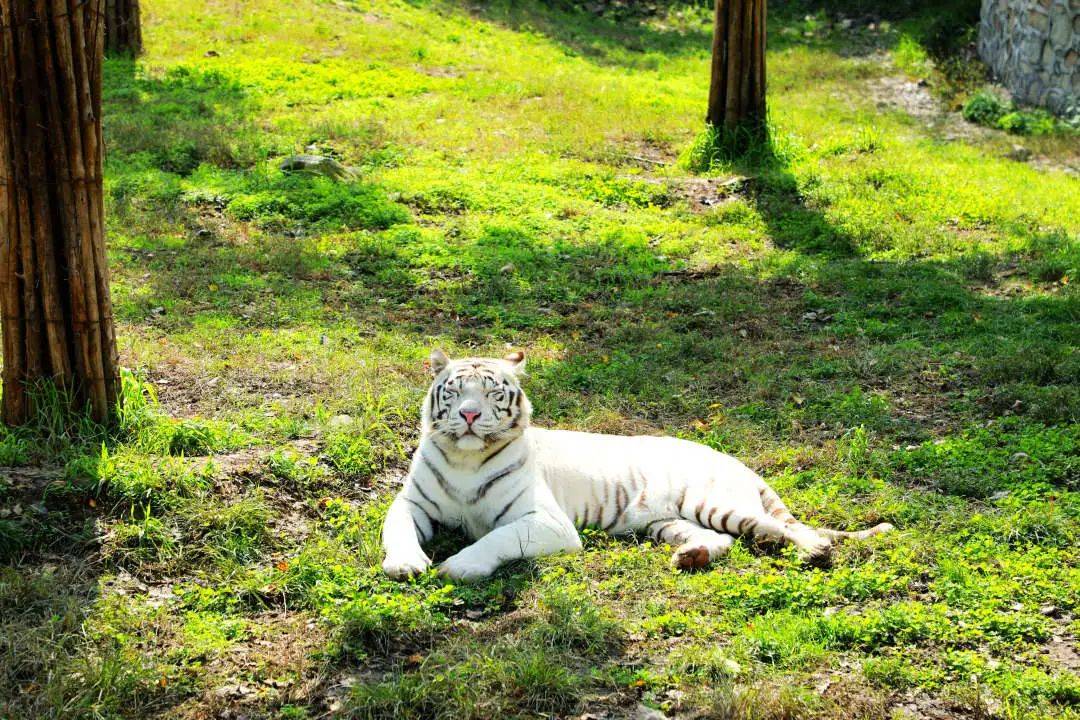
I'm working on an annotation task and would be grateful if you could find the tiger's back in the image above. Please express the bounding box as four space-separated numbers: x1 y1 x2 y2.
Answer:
530 427 765 535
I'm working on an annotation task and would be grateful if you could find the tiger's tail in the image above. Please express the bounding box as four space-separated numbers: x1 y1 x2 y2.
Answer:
757 483 894 542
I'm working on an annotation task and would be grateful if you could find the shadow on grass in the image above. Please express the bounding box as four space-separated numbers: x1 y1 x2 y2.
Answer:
420 0 713 67
428 0 916 72
106 141 1078 430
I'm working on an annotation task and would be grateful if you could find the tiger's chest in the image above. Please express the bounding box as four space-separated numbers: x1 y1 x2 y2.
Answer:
436 488 515 539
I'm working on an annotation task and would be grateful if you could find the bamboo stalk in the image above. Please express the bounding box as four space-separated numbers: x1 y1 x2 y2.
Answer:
707 0 729 126
723 0 743 127
0 0 119 426
0 4 25 424
18 1 74 388
105 0 140 56
756 0 766 118
84 0 118 409
738 0 752 123
707 0 768 134
51 0 102 420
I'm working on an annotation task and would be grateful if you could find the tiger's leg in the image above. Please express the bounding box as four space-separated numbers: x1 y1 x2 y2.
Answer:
438 508 582 581
645 518 735 570
700 507 832 565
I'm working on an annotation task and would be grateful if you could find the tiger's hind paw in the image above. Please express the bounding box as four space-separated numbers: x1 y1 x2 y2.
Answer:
797 537 834 568
672 544 712 571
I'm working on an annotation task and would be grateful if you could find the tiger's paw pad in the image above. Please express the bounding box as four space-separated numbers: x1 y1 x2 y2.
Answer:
672 544 712 571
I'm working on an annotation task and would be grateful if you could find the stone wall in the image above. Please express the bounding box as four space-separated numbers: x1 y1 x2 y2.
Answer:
978 0 1079 116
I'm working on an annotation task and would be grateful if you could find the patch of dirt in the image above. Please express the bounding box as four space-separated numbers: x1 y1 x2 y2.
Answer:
416 64 465 79
624 173 748 213
1043 612 1080 673
169 611 331 720
622 138 677 169
666 176 749 212
867 74 1078 176
140 357 323 420
891 693 990 719
867 75 992 144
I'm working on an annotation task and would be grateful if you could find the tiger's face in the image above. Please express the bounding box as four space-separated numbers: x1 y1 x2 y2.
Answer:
422 349 531 451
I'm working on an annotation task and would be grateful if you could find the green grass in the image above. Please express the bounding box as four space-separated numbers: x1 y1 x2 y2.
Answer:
1 0 1079 717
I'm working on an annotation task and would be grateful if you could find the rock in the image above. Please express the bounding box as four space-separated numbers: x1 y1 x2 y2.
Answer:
635 704 669 720
328 414 353 428
278 154 353 181
1007 144 1033 161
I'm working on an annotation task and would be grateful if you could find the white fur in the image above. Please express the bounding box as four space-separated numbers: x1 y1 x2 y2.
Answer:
382 353 892 581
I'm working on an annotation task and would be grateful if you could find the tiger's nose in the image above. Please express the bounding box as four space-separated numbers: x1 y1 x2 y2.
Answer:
460 409 481 425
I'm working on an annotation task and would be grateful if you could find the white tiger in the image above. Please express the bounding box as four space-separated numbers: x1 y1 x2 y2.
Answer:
382 350 893 581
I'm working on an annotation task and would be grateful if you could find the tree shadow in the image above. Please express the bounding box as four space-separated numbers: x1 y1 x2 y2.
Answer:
427 0 910 73
424 0 713 68
103 56 262 176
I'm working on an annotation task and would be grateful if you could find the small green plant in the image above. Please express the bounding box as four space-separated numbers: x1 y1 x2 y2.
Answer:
322 431 376 479
330 589 453 656
962 89 1009 126
680 122 774 171
0 428 30 466
996 109 1057 136
962 90 1065 135
91 446 213 508
103 505 179 566
189 491 272 564
894 34 931 77
188 167 410 231
265 447 326 486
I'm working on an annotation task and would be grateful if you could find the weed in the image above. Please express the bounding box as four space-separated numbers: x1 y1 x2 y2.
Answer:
347 645 582 720
530 583 622 655
962 89 1010 126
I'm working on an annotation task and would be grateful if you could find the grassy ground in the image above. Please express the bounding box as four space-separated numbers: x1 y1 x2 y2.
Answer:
2 0 1079 717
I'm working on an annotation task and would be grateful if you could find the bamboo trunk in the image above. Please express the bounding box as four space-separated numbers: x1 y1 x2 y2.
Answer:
104 0 140 56
707 0 767 133
0 0 120 426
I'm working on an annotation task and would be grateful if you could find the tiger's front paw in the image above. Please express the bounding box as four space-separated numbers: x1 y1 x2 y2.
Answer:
437 552 497 582
382 550 432 580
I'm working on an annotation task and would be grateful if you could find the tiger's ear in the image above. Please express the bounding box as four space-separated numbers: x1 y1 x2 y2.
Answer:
503 350 526 370
426 349 450 375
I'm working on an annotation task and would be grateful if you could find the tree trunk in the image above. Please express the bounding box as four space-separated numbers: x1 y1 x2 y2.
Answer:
0 0 120 426
707 0 766 132
104 0 140 56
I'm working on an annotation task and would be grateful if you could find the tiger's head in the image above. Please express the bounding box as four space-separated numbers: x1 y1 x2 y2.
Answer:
421 349 532 451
